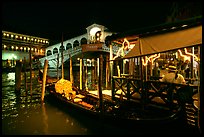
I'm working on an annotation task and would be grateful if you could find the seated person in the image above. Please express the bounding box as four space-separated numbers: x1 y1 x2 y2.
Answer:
160 65 188 105
160 65 186 84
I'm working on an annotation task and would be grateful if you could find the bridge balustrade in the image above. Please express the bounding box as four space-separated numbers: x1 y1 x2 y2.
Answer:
39 44 120 68
39 46 82 67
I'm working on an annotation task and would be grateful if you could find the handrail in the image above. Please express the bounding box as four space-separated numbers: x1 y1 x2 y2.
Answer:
39 45 119 68
112 76 199 110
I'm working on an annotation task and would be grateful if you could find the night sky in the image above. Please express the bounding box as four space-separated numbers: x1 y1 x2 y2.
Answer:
2 1 174 45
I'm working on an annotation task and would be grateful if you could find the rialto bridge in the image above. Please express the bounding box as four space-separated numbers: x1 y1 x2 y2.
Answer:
39 24 120 68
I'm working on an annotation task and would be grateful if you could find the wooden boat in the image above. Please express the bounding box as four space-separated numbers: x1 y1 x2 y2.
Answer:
45 80 185 127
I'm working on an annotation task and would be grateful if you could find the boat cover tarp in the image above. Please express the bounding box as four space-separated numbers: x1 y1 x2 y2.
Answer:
124 25 202 59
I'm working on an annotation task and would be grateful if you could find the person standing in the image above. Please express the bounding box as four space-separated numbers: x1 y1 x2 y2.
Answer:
193 60 199 79
181 59 190 78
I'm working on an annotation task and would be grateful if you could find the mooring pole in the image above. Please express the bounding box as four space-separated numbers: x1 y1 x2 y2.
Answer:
105 55 109 89
57 53 59 80
61 33 64 79
91 59 95 90
23 57 27 95
110 44 114 99
70 54 73 84
61 52 64 79
41 60 48 102
85 59 88 91
29 48 32 96
80 58 83 90
15 60 22 92
98 55 104 112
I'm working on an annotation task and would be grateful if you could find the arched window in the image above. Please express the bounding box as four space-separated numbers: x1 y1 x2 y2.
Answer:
59 45 65 53
95 31 102 42
47 50 52 56
80 38 87 45
53 48 58 54
66 43 72 50
73 40 79 48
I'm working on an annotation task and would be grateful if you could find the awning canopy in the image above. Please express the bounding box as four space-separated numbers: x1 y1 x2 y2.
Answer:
124 25 202 59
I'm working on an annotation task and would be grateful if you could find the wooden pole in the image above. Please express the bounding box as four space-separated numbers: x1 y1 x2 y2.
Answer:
85 59 88 91
110 44 114 97
145 61 148 81
197 46 200 130
117 65 121 77
91 59 95 90
15 60 22 92
24 57 27 94
149 62 153 78
98 54 104 112
61 33 64 79
29 49 32 96
57 53 59 80
41 60 48 102
82 54 84 90
97 58 100 91
191 47 195 79
61 52 64 79
129 58 133 77
70 55 73 84
80 58 83 90
105 55 109 89
94 58 97 89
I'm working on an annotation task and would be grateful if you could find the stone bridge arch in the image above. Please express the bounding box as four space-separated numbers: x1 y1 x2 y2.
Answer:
40 24 118 68
47 50 52 56
53 47 58 54
66 43 72 50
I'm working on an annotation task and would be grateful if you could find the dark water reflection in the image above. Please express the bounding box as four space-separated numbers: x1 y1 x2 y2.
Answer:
2 71 89 135
2 70 129 135
2 70 200 135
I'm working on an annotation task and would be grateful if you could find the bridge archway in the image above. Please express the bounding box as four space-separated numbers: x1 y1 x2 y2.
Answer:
53 47 58 54
47 50 52 56
73 40 79 48
66 43 72 50
59 45 65 52
80 37 87 45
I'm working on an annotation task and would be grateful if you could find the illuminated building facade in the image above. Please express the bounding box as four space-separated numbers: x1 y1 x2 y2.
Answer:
2 30 49 69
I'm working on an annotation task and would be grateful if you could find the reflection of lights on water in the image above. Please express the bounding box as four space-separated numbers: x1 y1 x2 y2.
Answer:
7 72 15 81
20 104 26 108
10 114 19 118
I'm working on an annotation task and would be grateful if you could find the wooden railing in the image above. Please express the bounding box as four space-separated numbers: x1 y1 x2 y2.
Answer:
112 76 199 110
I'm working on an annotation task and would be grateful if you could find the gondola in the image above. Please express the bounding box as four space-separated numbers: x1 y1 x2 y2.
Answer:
45 79 184 127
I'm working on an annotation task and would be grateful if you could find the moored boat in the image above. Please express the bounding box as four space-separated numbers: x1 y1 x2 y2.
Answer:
45 79 185 127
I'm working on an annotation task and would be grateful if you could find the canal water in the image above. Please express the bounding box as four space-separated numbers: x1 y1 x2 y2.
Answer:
2 69 200 135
